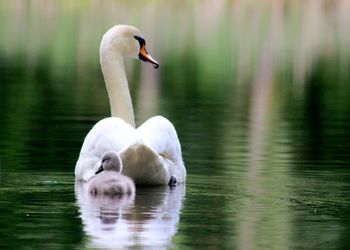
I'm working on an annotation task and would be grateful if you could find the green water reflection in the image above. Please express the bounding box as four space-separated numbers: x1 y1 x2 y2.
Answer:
1 1 350 249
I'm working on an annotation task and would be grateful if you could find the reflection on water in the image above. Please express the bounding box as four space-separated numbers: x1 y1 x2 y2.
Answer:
75 182 185 249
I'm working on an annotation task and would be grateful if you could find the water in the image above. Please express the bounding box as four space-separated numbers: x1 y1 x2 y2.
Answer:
1 1 350 249
1 62 350 249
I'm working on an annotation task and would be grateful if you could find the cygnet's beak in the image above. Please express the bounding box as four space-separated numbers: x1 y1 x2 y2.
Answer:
95 165 104 175
139 45 159 69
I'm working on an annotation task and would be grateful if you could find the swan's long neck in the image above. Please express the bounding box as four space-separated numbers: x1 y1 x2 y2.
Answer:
100 46 135 127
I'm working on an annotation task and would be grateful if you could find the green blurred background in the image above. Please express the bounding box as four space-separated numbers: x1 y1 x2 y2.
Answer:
1 1 350 249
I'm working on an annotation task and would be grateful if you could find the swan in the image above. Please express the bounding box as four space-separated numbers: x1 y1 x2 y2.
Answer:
75 25 186 186
87 151 135 196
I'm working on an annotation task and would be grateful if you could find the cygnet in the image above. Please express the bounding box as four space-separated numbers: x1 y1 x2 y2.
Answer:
87 151 135 196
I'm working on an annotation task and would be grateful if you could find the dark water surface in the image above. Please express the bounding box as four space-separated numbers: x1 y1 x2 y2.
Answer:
1 59 350 250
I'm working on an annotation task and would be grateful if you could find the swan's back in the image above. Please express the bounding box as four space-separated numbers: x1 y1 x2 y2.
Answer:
88 171 135 196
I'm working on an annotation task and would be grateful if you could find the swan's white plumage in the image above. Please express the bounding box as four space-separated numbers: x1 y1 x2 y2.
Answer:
75 116 186 184
75 25 186 185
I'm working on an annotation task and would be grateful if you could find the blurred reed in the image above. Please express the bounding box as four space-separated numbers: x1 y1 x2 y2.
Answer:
0 0 349 86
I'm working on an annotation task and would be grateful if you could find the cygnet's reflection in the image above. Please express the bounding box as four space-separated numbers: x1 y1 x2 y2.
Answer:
75 181 186 249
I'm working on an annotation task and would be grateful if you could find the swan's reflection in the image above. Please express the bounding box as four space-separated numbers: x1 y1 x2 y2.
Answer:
75 182 186 249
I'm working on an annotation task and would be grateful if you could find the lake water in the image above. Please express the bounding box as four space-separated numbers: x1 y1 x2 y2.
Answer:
1 60 350 249
1 1 350 249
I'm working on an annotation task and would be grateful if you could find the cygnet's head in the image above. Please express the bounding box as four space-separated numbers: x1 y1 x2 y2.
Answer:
100 25 159 68
95 151 123 175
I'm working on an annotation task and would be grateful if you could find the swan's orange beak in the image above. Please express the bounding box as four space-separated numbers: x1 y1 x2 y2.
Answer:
139 45 159 69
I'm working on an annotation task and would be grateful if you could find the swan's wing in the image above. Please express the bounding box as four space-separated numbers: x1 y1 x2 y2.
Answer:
120 142 169 185
134 116 186 183
75 117 136 181
137 116 183 163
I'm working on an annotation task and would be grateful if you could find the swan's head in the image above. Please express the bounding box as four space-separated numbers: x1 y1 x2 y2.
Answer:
96 151 123 174
100 25 159 68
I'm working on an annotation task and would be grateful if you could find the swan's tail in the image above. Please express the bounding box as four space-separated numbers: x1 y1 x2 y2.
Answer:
119 142 169 185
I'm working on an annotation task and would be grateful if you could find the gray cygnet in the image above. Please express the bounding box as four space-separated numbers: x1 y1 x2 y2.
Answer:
87 151 135 196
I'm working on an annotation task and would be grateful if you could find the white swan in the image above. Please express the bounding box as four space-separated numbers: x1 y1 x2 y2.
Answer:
87 151 135 196
75 25 186 186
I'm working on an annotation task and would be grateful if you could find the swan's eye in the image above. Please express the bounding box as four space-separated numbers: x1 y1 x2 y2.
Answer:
134 35 146 48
